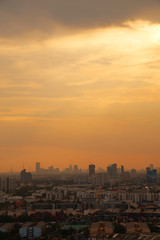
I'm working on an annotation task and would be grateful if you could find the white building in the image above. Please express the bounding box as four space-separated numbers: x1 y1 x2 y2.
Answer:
117 190 160 203
19 222 46 239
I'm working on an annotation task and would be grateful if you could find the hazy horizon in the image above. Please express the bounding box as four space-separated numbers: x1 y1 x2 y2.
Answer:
0 161 158 174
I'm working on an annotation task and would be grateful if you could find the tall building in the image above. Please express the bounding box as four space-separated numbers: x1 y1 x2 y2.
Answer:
36 162 40 173
69 165 73 172
0 177 15 193
107 165 112 176
89 164 95 177
74 165 78 173
111 163 117 177
107 164 117 178
130 169 137 177
20 169 32 184
48 166 54 174
146 167 157 184
121 165 124 177
96 173 107 186
150 164 154 171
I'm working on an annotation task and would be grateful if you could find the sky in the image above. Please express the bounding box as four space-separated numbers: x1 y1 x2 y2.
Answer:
0 0 160 172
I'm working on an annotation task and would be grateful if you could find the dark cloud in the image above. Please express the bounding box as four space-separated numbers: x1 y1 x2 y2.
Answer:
0 0 160 39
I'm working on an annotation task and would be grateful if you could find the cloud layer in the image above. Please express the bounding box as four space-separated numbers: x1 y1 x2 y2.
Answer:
0 0 160 39
0 1 160 171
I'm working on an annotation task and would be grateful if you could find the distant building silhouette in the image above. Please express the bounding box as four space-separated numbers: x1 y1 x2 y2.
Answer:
130 169 137 177
96 172 108 186
107 163 117 178
121 165 124 177
74 165 78 173
107 165 112 176
89 164 95 177
111 163 117 177
36 162 40 174
146 167 157 184
20 169 32 184
150 164 154 171
0 177 15 193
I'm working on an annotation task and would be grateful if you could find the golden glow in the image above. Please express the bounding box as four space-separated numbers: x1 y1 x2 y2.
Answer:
0 20 160 172
50 21 160 50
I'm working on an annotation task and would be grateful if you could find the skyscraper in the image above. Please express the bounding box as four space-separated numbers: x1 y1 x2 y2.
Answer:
111 163 117 177
107 164 117 178
21 169 32 184
121 165 124 177
89 164 95 177
150 164 154 171
146 167 157 184
36 162 40 174
74 165 78 173
107 165 112 176
0 177 15 193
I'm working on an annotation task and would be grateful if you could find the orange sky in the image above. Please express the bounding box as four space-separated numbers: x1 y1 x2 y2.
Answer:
0 1 160 172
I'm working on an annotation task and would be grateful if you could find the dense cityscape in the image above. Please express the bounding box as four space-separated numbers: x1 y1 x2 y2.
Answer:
1 0 160 239
0 163 160 239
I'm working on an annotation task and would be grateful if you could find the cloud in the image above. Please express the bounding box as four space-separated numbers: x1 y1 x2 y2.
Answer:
0 0 160 39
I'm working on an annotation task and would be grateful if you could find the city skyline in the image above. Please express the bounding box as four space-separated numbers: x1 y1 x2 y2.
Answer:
0 1 160 171
0 161 159 174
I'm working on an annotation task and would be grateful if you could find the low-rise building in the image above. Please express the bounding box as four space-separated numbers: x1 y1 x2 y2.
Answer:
0 223 15 232
90 222 113 238
126 222 150 233
19 222 46 239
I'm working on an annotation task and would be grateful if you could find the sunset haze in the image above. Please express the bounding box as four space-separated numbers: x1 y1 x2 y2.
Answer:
0 0 160 172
